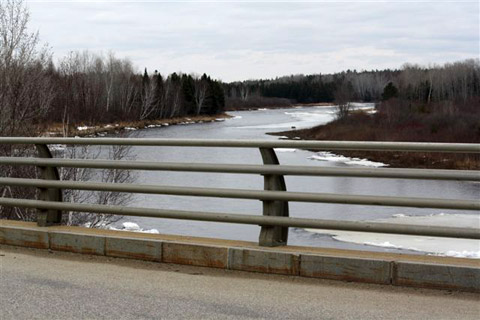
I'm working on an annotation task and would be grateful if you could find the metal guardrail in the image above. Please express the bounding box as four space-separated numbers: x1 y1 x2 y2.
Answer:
0 137 479 247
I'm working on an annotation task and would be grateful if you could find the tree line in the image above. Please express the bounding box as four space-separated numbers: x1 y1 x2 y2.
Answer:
1 49 225 138
0 1 224 139
224 59 480 108
51 51 225 127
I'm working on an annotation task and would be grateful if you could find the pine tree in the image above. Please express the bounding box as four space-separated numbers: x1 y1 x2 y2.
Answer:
181 74 195 114
382 82 398 101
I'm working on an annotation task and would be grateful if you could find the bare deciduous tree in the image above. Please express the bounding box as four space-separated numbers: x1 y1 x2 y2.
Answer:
193 76 208 115
334 81 353 120
0 0 54 137
59 142 136 228
0 0 54 220
239 84 249 101
140 78 157 120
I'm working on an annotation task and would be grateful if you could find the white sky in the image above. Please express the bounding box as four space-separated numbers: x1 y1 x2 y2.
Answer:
26 0 480 82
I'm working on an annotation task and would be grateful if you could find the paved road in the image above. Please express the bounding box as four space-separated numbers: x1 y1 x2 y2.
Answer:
1 245 479 320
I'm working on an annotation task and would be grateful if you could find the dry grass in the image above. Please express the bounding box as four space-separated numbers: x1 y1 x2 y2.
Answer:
271 110 480 170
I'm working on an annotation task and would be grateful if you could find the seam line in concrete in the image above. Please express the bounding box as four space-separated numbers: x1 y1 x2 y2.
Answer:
389 261 394 285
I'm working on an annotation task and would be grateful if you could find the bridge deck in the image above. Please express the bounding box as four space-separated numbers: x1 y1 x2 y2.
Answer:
1 245 479 320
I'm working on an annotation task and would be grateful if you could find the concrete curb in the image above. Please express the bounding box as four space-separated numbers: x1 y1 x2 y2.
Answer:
393 261 480 292
300 254 392 284
106 236 162 262
1 221 479 292
228 248 299 275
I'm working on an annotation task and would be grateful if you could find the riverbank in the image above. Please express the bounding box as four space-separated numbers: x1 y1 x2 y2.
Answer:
41 114 232 138
271 112 479 170
225 101 333 111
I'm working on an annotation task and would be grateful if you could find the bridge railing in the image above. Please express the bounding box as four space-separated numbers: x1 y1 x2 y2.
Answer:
0 137 479 247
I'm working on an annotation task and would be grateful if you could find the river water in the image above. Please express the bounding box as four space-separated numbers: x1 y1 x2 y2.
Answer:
116 104 479 257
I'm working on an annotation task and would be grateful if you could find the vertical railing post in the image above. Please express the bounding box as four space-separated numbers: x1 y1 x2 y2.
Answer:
35 144 62 226
258 148 289 247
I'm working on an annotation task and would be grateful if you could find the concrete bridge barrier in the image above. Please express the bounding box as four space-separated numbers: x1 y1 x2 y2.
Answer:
1 220 479 292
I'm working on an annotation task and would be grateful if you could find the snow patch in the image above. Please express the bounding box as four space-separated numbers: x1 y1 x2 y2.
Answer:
122 222 140 230
363 241 405 249
77 126 93 131
349 102 375 109
304 213 480 258
109 222 159 234
137 228 159 234
309 151 387 167
49 144 66 151
274 148 297 153
441 251 480 259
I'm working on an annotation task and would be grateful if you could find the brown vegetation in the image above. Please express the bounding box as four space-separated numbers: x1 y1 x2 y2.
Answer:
273 99 480 169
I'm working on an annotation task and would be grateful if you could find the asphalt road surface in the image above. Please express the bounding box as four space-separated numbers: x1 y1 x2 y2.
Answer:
1 245 479 320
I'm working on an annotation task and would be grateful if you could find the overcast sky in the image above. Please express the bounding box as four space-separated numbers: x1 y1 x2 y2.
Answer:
27 0 479 82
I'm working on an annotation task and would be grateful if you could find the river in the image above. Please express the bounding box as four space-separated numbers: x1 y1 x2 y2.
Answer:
114 104 479 258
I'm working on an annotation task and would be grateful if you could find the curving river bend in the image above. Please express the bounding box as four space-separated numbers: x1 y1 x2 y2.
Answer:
116 104 480 257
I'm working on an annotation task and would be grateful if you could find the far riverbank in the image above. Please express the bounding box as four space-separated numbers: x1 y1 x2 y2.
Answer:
270 111 479 170
225 100 333 111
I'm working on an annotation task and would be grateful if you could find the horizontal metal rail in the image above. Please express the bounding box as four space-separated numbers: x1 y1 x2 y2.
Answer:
0 157 478 181
0 137 479 153
0 197 478 240
1 138 479 247
0 177 478 210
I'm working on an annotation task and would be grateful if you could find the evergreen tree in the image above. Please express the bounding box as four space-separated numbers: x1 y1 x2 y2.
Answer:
142 68 150 96
152 73 164 118
382 82 398 101
181 74 196 114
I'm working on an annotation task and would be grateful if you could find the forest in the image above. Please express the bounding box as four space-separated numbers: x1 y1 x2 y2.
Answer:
224 59 480 108
263 59 480 169
0 2 224 138
1 47 225 138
